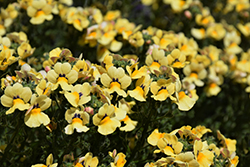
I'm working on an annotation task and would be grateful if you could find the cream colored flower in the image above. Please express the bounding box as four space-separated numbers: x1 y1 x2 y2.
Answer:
27 0 53 24
150 79 176 101
24 94 51 128
93 103 121 135
64 83 91 107
1 83 32 115
119 115 137 132
64 108 89 135
47 62 78 91
74 152 99 167
31 153 58 167
101 66 131 97
146 48 168 73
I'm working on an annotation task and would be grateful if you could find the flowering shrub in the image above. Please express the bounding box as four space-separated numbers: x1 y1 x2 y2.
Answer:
0 0 249 166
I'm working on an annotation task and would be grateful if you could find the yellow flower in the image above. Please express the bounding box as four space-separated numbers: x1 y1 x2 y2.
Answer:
73 58 93 80
64 108 89 135
27 0 53 24
151 29 173 49
66 7 89 31
217 130 237 154
154 133 183 156
101 66 131 97
128 74 151 101
126 63 148 79
104 10 120 21
195 8 215 27
129 31 144 47
64 83 91 107
1 83 32 115
74 152 99 167
119 115 137 132
183 62 207 87
110 151 126 167
17 42 35 59
31 153 58 167
115 18 135 40
93 103 121 135
146 48 168 73
147 129 166 146
191 125 212 138
174 91 196 111
47 62 78 91
163 0 192 13
194 140 214 167
174 152 199 167
206 23 226 40
150 79 175 101
167 48 186 68
237 22 250 37
35 79 52 96
191 28 206 40
24 94 51 128
0 44 18 71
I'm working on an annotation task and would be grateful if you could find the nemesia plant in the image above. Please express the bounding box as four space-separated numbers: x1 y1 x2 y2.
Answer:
0 0 249 166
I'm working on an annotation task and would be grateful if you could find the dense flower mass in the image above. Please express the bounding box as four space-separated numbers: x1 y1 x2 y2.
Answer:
1 0 248 166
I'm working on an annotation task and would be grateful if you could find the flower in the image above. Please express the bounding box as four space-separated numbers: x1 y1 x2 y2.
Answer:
154 133 183 156
109 150 126 167
93 103 121 135
1 83 32 115
101 66 131 97
47 62 78 91
74 152 99 167
174 91 196 111
31 153 58 167
217 130 237 154
128 74 151 101
64 83 91 107
147 129 166 146
27 0 53 24
119 115 137 132
193 140 214 167
24 94 51 128
167 48 186 68
64 108 89 135
146 48 168 73
150 79 176 101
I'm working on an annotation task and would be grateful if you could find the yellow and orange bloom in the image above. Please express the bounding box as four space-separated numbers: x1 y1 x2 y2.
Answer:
74 152 99 167
128 74 151 101
154 133 183 156
146 48 168 73
47 62 78 91
109 151 127 167
27 0 53 24
101 66 131 97
147 129 166 146
24 94 51 128
64 83 91 108
150 79 176 101
93 103 121 135
194 140 214 167
31 153 58 167
64 108 89 135
1 83 32 115
119 115 137 132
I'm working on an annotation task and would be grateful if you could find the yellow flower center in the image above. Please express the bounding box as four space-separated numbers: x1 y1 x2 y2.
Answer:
212 30 218 36
75 163 83 167
150 61 161 69
116 155 126 167
41 165 47 167
43 87 50 95
13 98 25 106
72 91 80 104
31 108 41 114
100 116 112 125
74 19 81 26
210 83 217 88
190 73 198 79
57 77 68 83
173 61 183 68
36 10 45 17
106 13 115 20
158 89 168 96
178 91 186 100
110 82 121 89
104 32 111 38
180 44 187 51
201 18 209 25
197 152 205 162
229 42 237 48
72 118 83 124
160 38 168 46
136 86 144 96
121 115 129 122
179 0 185 7
118 27 126 33
231 156 238 165
89 31 97 37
